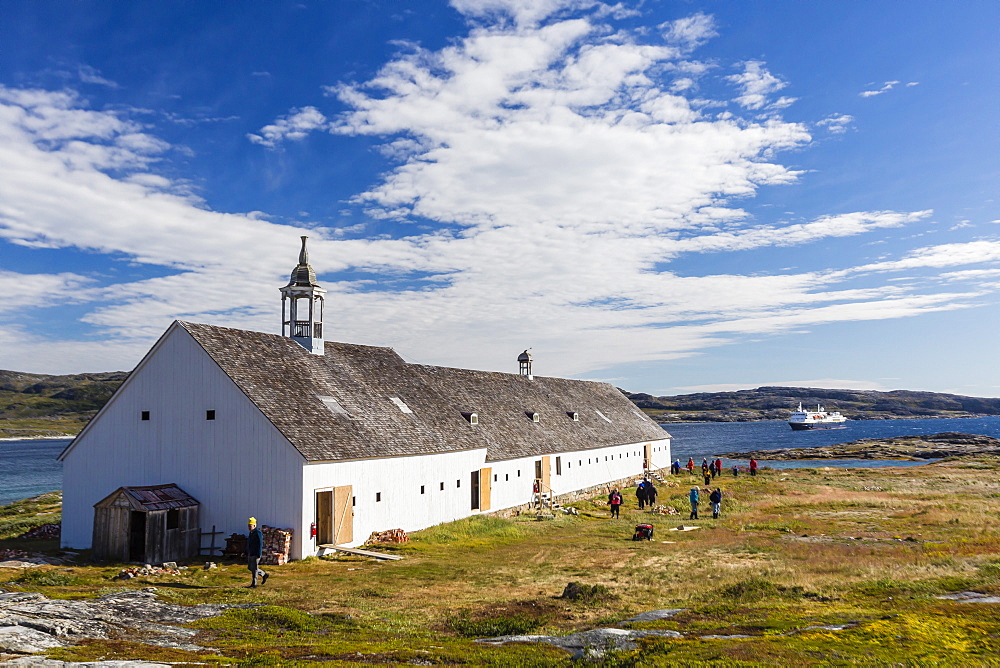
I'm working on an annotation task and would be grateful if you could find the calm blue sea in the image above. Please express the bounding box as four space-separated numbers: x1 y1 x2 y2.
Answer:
0 438 71 507
665 416 1000 470
2 416 1000 506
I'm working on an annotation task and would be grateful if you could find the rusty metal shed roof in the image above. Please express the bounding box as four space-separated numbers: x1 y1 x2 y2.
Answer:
94 484 199 512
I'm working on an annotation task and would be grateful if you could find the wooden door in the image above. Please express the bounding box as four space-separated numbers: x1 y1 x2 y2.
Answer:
333 485 353 545
479 468 492 511
470 471 480 510
540 456 551 492
315 490 333 545
644 443 652 470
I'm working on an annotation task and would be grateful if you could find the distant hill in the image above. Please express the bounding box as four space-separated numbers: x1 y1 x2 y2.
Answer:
4 368 998 437
623 386 1000 422
0 370 127 438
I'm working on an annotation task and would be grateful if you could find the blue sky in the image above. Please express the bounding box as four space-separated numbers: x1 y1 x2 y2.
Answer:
1 0 998 396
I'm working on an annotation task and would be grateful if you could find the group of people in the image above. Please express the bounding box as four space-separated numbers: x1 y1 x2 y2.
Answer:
670 456 759 479
688 486 724 519
607 478 659 517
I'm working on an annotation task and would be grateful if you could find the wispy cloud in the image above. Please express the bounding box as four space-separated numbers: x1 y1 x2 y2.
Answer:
816 113 854 134
859 80 916 98
247 106 328 147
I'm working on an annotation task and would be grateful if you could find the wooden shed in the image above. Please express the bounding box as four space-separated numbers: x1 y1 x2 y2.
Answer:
92 484 200 564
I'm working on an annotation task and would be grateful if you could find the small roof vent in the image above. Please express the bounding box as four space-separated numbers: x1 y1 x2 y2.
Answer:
525 411 540 423
389 396 413 414
567 411 579 421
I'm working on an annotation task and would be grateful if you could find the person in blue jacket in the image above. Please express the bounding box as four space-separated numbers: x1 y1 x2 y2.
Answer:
247 517 269 588
688 487 700 520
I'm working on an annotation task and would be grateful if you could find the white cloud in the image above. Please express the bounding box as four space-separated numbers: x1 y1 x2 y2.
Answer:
450 0 594 27
726 61 792 110
247 106 328 147
660 12 717 51
1 7 998 379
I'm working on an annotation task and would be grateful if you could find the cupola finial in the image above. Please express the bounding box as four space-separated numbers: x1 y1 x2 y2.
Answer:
298 235 309 265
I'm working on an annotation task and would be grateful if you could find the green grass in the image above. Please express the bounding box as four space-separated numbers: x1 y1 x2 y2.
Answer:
7 462 1000 664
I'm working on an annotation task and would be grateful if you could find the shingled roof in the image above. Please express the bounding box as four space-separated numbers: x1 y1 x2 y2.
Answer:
180 321 669 463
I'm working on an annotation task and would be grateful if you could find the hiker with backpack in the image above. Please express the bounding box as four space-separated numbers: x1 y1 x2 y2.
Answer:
608 488 623 518
710 488 723 519
688 487 700 519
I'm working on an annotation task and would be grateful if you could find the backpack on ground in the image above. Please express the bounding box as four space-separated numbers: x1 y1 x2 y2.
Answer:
633 524 654 541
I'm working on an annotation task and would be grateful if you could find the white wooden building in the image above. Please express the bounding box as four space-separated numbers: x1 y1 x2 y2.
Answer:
59 238 671 560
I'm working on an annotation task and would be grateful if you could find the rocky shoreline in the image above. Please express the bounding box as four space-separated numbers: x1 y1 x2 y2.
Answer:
724 432 1000 461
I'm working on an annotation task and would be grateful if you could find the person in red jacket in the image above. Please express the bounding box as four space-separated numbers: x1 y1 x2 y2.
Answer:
686 457 695 474
749 458 758 476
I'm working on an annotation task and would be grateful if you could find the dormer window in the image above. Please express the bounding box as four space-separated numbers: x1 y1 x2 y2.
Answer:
462 412 478 425
526 411 540 423
567 412 579 421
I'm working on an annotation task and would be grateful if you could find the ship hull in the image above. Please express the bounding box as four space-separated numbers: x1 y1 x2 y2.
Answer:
789 422 847 430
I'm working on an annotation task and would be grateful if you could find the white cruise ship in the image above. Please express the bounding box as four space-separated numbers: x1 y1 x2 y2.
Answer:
788 403 848 430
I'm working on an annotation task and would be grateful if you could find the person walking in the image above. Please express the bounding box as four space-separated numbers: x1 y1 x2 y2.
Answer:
710 488 723 519
702 460 711 485
636 480 648 510
608 488 623 518
686 457 695 475
716 459 723 477
688 487 700 520
246 517 269 588
672 459 681 475
709 460 717 478
749 458 758 477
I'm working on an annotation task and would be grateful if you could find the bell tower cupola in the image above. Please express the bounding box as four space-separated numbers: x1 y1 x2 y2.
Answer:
280 236 327 355
518 349 533 380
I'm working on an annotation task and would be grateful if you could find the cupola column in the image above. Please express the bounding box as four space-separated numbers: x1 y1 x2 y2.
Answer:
518 349 533 380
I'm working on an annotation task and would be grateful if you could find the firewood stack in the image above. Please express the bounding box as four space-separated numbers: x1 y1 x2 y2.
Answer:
260 525 293 565
366 528 408 544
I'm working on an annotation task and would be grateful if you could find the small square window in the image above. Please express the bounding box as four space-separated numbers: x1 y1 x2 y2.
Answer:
141 411 150 421
376 492 382 502
421 485 425 494
166 509 179 530
457 479 461 488
206 410 216 420
440 482 445 491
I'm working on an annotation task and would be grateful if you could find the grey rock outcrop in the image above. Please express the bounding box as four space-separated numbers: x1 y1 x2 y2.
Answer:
0 587 237 660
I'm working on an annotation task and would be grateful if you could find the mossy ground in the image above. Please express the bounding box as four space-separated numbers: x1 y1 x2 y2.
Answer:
4 461 1000 664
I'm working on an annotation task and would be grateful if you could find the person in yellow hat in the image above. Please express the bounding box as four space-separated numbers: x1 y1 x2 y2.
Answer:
247 517 268 588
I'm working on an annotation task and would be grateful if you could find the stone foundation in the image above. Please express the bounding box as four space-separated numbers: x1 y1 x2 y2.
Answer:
488 474 647 519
